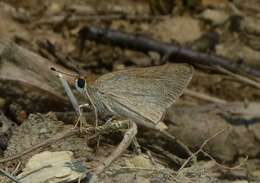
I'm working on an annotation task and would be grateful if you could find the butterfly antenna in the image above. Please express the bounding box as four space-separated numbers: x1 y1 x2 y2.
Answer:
50 67 78 78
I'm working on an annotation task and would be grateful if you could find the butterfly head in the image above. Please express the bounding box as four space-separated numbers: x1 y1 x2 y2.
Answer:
50 67 87 94
75 77 87 94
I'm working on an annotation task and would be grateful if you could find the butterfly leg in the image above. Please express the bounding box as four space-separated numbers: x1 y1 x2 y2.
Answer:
93 105 98 128
73 103 90 130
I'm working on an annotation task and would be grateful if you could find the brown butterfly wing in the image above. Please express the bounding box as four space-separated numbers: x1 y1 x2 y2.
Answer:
93 64 193 125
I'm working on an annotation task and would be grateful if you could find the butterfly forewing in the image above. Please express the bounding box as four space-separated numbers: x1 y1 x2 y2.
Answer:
93 64 193 125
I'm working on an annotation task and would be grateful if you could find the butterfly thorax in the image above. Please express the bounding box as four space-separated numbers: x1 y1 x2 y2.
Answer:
86 85 113 120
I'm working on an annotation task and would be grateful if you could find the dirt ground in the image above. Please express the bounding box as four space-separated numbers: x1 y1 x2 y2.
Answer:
0 0 260 183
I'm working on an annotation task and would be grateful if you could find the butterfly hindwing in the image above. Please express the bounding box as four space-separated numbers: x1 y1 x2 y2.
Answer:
93 64 193 124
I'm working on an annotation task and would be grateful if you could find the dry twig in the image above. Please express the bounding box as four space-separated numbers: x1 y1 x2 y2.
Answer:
0 168 21 183
151 145 186 165
178 128 227 173
78 26 260 77
33 14 165 27
184 89 227 104
0 128 79 163
89 120 137 183
217 66 260 89
201 150 248 170
177 127 247 174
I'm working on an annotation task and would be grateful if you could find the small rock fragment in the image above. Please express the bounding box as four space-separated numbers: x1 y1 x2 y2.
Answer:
150 17 202 44
200 9 229 26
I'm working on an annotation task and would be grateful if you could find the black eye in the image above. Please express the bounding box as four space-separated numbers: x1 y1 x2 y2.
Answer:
77 78 85 89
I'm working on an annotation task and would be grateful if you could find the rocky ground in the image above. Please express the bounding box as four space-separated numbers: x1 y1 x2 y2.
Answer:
0 0 260 182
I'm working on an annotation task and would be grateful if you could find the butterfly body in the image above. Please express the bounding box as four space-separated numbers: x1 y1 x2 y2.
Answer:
77 64 193 127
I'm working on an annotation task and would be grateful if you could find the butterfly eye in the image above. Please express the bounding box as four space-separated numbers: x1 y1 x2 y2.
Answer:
77 78 85 89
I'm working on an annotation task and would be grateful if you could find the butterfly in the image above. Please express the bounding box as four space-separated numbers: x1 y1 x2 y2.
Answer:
73 64 193 128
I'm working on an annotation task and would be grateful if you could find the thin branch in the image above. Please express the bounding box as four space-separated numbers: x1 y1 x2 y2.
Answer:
201 150 248 170
0 168 22 183
34 14 165 27
11 162 21 176
151 145 186 165
78 26 260 77
184 89 227 104
0 128 79 163
89 120 137 183
87 120 130 140
217 66 260 89
178 126 247 172
178 128 227 173
200 128 228 150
